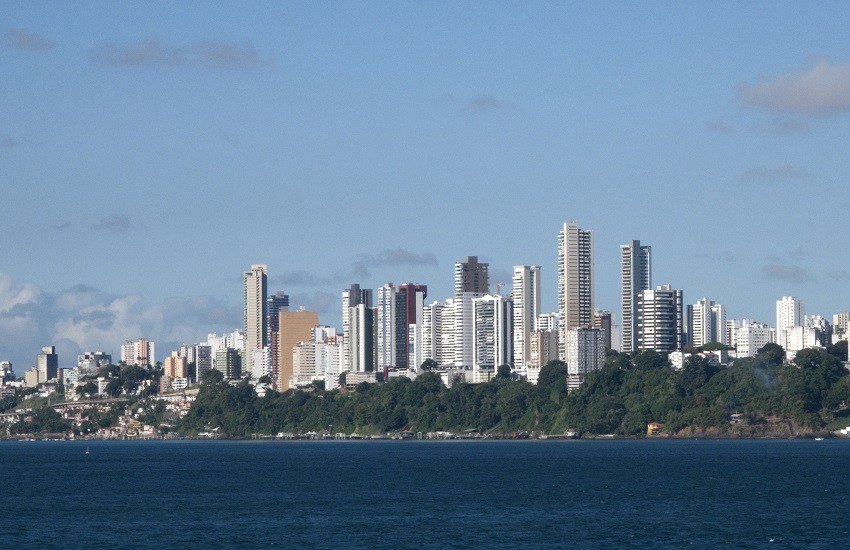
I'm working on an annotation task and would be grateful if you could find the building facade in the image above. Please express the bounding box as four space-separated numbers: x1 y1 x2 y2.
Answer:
636 284 683 353
621 239 652 353
243 264 268 378
558 223 594 360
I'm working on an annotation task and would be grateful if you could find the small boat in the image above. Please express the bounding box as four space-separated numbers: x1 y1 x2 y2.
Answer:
814 437 824 441
85 447 91 454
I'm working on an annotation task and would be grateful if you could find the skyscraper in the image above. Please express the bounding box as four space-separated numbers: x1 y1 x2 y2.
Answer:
243 264 268 378
620 240 652 353
472 294 513 382
267 291 289 388
375 283 397 370
776 296 804 352
396 283 427 369
342 284 373 373
558 222 594 360
512 265 541 372
279 309 319 390
453 256 489 368
36 346 58 382
636 284 684 353
688 298 727 348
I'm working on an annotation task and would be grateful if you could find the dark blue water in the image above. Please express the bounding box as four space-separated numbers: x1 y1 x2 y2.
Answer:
1 439 848 548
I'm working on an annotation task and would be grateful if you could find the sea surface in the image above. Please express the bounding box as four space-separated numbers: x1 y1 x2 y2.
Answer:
1 439 848 548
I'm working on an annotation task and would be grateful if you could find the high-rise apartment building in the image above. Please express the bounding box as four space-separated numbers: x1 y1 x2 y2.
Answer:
592 310 613 352
472 294 513 383
278 309 318 390
729 319 775 358
348 304 375 374
452 256 489 368
266 291 289 387
512 265 541 373
342 284 372 373
120 338 155 367
687 298 727 348
454 256 489 297
375 283 397 370
36 346 58 382
558 222 594 360
620 240 652 353
566 326 606 391
214 348 241 380
396 283 427 370
243 264 268 378
636 284 683 353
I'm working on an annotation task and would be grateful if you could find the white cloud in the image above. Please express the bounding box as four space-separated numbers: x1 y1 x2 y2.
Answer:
738 58 850 116
0 273 239 374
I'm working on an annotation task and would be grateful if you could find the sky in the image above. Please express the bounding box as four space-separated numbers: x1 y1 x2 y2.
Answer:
2 2 850 372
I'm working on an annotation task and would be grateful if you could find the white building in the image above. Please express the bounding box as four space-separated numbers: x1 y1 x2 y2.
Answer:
243 264 268 379
120 339 154 367
688 298 727 347
512 265 541 375
558 222 594 360
375 283 397 370
636 284 683 353
729 320 775 358
832 311 849 344
776 296 804 352
472 294 513 383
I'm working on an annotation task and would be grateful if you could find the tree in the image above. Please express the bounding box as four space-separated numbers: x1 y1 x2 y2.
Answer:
496 364 512 379
420 358 439 371
827 340 848 362
258 375 272 385
201 368 225 386
756 343 785 367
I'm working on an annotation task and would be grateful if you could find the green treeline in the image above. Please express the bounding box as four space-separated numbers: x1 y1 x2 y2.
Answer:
178 343 850 437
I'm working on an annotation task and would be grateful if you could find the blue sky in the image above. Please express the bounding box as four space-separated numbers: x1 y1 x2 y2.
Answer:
2 2 850 370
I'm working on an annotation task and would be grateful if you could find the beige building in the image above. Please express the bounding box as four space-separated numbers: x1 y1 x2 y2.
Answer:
278 310 318 390
163 351 187 379
243 264 268 378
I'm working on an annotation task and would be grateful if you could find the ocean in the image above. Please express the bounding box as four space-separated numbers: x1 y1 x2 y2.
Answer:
1 439 848 548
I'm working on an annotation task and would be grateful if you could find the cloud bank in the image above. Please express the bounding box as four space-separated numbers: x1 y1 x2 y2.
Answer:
0 273 240 375
4 28 53 50
738 58 850 116
92 39 263 69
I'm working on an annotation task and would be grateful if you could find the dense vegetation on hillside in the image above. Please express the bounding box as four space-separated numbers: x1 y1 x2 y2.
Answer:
177 343 850 437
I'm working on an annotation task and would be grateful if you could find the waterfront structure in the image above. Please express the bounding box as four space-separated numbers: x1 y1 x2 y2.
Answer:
267 290 289 387
472 294 513 383
621 240 652 353
566 326 606 391
636 284 684 353
120 338 155 367
243 264 268 378
512 265 541 373
558 223 594 360
687 298 727 348
279 309 319 390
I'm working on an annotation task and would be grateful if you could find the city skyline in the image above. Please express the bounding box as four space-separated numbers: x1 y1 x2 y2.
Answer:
3 3 850 370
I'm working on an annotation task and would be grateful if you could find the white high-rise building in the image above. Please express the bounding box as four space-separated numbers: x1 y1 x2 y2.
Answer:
120 338 155 367
776 296 804 352
243 264 268 378
375 283 397 370
512 265 541 374
636 284 683 353
558 223 594 360
342 284 372 373
472 294 513 382
832 311 850 344
688 298 727 348
621 240 652 353
729 319 776 358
